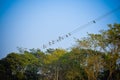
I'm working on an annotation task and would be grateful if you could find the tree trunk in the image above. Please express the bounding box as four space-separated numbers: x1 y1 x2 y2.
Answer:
107 71 112 80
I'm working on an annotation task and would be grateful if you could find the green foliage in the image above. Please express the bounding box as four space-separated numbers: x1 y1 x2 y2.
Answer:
0 23 120 80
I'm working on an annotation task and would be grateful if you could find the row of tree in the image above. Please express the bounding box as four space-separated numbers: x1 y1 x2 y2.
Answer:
0 23 120 80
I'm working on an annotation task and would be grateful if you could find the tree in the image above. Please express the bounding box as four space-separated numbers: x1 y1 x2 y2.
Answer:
43 49 66 80
76 23 120 80
0 53 28 80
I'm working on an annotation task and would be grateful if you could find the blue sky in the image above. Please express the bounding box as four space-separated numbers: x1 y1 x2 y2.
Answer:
0 0 120 58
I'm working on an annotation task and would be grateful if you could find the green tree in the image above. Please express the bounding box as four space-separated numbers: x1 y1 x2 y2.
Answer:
76 23 120 80
43 49 66 80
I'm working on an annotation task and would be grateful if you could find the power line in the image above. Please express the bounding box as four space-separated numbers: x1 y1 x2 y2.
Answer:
70 6 120 34
41 6 120 49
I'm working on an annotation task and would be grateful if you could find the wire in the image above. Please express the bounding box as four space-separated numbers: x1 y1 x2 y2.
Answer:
70 6 120 35
41 6 120 49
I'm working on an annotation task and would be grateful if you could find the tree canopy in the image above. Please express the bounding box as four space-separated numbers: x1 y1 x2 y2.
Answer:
0 23 120 80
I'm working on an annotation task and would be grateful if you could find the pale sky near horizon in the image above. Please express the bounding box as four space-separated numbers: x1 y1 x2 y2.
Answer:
0 0 120 58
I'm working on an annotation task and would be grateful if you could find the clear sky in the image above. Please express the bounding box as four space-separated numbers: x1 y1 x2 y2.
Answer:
0 0 120 58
